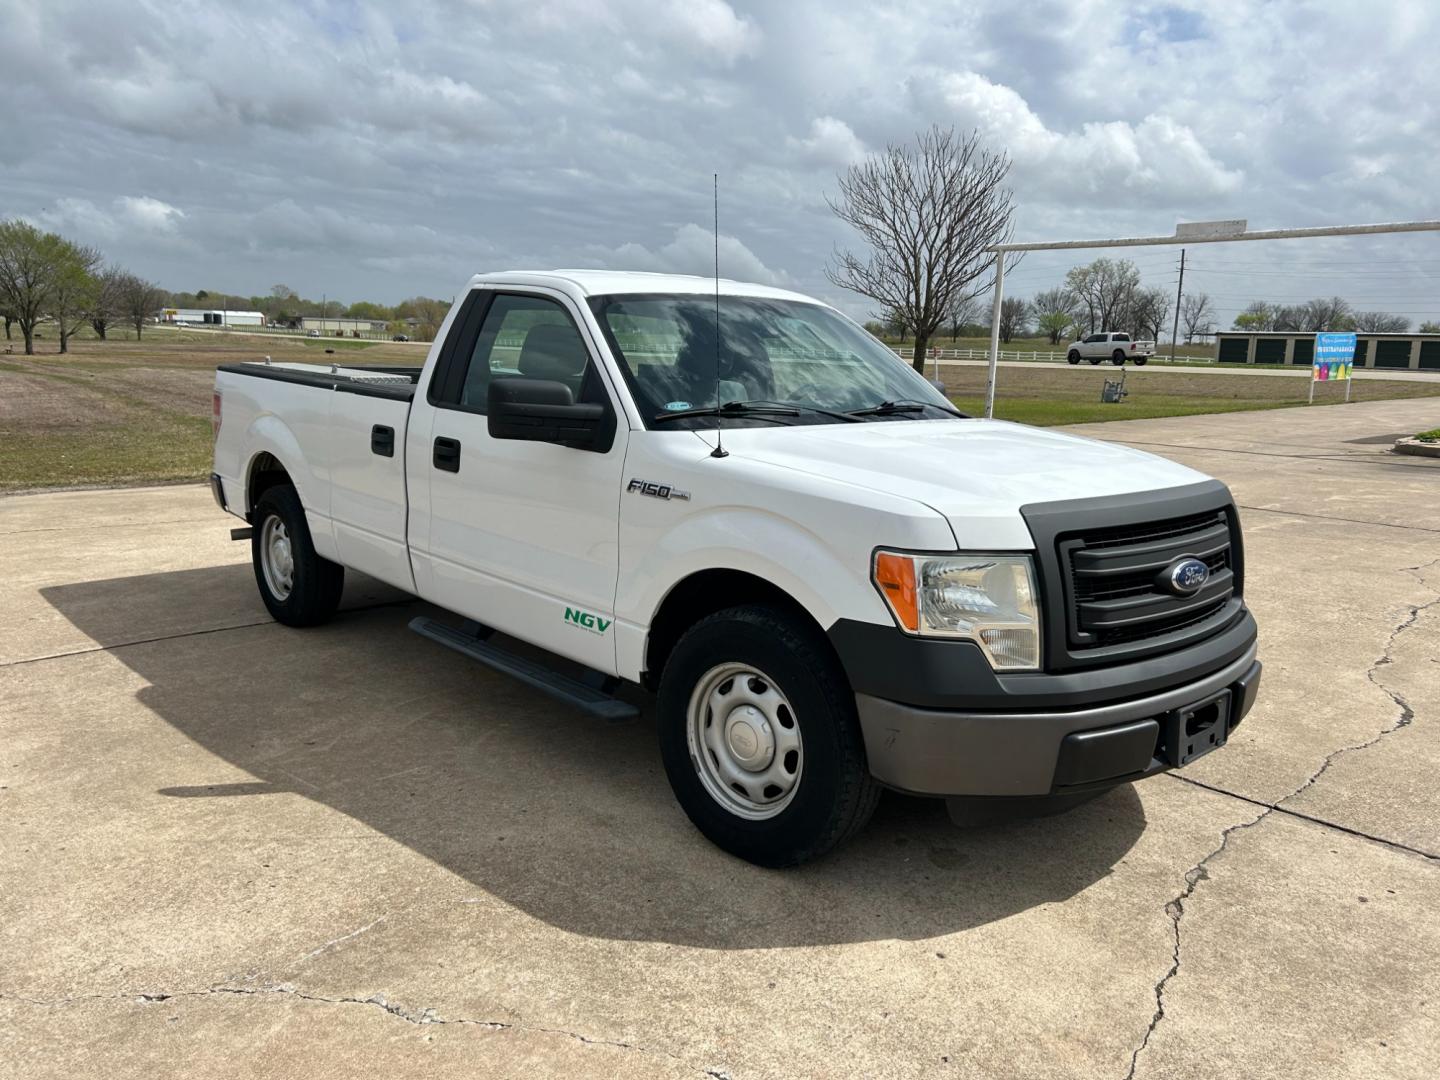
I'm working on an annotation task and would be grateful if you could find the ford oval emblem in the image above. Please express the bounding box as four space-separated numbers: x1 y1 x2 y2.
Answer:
1165 557 1210 596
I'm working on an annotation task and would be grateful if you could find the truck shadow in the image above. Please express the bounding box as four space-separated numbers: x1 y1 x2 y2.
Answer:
42 564 1148 949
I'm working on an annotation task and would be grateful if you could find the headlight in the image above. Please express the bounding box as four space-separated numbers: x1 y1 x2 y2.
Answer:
872 551 1041 670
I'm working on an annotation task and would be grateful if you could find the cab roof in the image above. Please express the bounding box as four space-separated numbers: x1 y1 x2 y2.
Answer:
466 269 819 304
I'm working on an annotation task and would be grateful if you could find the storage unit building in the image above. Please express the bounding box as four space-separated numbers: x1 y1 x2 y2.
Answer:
1214 331 1440 370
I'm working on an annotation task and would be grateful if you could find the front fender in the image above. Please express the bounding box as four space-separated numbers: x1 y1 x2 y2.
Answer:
613 505 905 682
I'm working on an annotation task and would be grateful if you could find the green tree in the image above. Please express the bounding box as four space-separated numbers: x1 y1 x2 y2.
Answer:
1233 301 1275 331
47 241 103 353
1032 287 1079 344
0 220 69 355
346 300 393 321
1419 320 1440 334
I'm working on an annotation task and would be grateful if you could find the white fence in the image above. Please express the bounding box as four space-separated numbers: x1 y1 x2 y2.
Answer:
891 346 1214 364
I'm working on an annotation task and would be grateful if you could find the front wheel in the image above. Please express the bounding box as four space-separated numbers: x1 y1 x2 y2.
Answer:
1067 351 1081 365
251 484 344 627
657 605 879 866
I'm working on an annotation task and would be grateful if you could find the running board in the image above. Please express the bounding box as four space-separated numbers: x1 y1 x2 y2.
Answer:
409 616 639 721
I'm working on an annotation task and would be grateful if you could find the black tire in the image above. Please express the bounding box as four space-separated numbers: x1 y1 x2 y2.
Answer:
251 484 344 627
1067 351 1081 365
1111 350 1126 365
1133 356 1148 366
1088 356 1103 365
657 605 879 867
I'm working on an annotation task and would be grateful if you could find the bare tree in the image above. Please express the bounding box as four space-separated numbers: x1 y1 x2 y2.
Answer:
0 219 70 355
1419 320 1440 334
827 126 1016 372
997 297 1029 343
1130 286 1171 344
46 242 103 354
1299 296 1351 332
1063 258 1140 334
1352 311 1410 333
1179 292 1216 342
945 296 981 340
90 265 127 339
118 272 166 340
1031 286 1078 344
1272 304 1305 332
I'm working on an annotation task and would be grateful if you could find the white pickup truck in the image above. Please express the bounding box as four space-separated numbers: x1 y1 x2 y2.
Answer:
211 270 1259 866
1066 331 1155 366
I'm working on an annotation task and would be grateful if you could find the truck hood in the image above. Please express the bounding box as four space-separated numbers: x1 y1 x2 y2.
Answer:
705 418 1211 549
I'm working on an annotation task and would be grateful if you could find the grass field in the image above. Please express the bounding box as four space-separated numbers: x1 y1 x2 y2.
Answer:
2 332 1438 491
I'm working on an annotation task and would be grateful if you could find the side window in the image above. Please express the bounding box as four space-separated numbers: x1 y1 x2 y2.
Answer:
1085 334 1101 344
458 294 595 412
1114 333 1130 342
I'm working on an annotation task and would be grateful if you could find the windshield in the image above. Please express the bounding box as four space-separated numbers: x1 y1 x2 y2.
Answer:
588 293 956 428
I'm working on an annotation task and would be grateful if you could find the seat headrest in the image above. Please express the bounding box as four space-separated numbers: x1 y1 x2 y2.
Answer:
518 323 587 381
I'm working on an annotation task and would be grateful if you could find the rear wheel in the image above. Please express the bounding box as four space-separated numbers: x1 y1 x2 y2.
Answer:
251 484 344 627
1067 351 1081 365
657 605 879 866
1133 356 1148 366
1111 350 1126 365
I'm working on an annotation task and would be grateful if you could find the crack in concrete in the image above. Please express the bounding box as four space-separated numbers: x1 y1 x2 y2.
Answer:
3 984 724 1076
1121 804 1272 1080
1124 557 1440 1080
1166 774 1439 863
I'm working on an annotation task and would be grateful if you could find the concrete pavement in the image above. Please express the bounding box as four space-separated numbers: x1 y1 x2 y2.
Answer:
3 398 1438 1078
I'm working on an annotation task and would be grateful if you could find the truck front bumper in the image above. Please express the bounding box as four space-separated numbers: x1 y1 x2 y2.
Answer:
851 643 1260 799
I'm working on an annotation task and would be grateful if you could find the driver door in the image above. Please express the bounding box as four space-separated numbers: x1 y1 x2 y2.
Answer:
418 288 628 674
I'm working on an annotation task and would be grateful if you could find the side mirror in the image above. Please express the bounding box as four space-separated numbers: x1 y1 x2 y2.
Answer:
487 378 606 451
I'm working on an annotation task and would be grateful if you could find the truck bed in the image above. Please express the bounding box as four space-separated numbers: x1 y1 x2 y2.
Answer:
216 361 422 401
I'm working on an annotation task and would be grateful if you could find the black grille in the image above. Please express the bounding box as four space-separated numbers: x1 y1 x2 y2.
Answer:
1061 508 1236 651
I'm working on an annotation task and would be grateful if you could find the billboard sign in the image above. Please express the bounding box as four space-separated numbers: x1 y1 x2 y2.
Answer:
1314 332 1355 381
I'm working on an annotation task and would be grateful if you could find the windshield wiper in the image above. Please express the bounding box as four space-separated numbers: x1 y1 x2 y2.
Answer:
847 399 968 419
654 401 800 423
739 399 865 423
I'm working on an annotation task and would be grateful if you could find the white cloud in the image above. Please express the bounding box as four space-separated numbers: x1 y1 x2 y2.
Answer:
935 71 1243 199
118 196 185 234
788 117 867 169
596 224 791 286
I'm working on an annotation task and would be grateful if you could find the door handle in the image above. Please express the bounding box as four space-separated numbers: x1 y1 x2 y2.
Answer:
433 436 461 472
371 424 395 457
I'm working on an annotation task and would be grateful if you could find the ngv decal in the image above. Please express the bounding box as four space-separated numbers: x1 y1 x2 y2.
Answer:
564 607 612 634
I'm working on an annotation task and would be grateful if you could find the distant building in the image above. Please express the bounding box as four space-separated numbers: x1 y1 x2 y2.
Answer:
160 308 265 327
299 316 388 334
1215 331 1440 371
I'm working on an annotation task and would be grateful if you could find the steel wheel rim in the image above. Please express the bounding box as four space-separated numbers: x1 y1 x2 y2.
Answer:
260 514 295 601
686 662 803 820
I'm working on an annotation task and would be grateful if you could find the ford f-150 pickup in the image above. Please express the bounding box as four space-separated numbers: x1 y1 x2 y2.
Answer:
211 270 1260 866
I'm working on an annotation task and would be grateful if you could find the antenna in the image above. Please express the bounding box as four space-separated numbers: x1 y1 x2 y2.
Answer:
711 172 728 459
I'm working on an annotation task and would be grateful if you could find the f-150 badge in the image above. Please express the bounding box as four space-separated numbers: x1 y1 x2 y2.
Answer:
626 478 691 501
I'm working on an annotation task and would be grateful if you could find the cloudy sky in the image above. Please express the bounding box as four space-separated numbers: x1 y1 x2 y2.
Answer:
3 0 1439 327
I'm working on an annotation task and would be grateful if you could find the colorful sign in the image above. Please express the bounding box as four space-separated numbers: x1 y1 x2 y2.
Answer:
1314 332 1356 381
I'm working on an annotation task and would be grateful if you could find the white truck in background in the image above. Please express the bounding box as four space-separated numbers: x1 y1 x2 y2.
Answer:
211 270 1259 866
1066 332 1155 366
